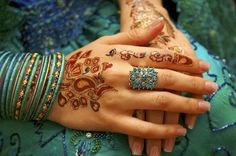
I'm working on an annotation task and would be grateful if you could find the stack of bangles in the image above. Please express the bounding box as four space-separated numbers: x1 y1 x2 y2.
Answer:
0 51 65 121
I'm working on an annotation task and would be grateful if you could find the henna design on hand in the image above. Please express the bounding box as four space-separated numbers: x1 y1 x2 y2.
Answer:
58 50 116 112
106 49 193 66
149 51 193 66
106 49 146 61
127 0 182 51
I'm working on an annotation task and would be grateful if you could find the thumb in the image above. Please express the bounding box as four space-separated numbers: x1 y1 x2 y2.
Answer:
98 17 164 45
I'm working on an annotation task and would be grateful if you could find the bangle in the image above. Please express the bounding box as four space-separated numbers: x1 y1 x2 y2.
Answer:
6 53 26 119
13 53 33 120
43 52 65 120
10 53 31 119
0 51 13 118
3 53 22 119
19 53 40 120
24 55 44 120
30 55 51 120
35 53 56 120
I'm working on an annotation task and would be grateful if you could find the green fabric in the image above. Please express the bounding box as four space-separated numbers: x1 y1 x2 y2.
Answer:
175 0 236 72
0 0 236 156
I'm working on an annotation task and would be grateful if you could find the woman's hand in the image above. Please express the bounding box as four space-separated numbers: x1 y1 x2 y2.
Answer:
48 20 215 141
119 0 217 155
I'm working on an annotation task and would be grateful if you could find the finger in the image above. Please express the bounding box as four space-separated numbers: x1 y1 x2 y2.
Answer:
128 135 144 155
115 116 186 139
126 91 210 114
156 69 218 94
185 95 202 129
108 47 210 74
163 112 180 152
97 18 164 45
146 110 164 156
129 110 145 155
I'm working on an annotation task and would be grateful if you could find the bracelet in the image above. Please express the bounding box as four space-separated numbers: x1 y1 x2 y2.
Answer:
10 53 31 119
43 52 65 120
0 51 13 118
6 53 26 119
13 53 33 120
20 53 40 120
34 53 56 120
24 55 45 120
30 55 51 120
3 53 22 119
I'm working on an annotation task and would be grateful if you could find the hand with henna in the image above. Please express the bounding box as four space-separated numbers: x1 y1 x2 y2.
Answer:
48 20 216 144
119 0 217 155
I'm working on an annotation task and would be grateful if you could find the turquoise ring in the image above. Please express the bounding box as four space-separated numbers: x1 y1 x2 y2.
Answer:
129 67 157 90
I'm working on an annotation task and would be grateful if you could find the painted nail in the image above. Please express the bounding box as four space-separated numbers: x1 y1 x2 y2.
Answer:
198 101 211 111
199 61 210 71
205 81 218 93
132 142 142 155
150 146 160 156
150 17 164 28
164 140 174 153
176 127 187 136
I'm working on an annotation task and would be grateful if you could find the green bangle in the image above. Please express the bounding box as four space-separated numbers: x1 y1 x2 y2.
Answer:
20 53 40 120
0 52 13 119
6 53 26 119
13 53 32 120
2 53 22 119
30 55 51 120
25 55 45 120
43 52 65 120
10 53 31 119
35 53 56 120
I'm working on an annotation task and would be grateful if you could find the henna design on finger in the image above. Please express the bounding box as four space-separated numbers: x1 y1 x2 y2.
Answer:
106 49 146 61
149 51 193 66
106 49 193 66
58 50 116 112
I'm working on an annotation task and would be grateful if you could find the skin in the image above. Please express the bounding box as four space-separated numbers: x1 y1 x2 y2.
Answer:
119 0 215 155
48 20 217 146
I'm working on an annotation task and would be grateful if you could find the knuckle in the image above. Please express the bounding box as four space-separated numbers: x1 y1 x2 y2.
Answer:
155 93 169 109
190 77 200 90
137 126 153 137
127 29 144 45
185 98 198 113
160 71 176 87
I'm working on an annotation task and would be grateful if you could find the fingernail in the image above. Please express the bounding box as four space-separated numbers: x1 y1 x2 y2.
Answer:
177 127 187 136
187 120 195 130
150 146 160 156
164 140 174 153
205 81 218 93
150 17 164 28
199 61 210 71
132 142 142 155
198 101 211 111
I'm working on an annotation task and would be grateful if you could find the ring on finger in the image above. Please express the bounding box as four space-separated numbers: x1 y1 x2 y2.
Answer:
129 67 158 90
